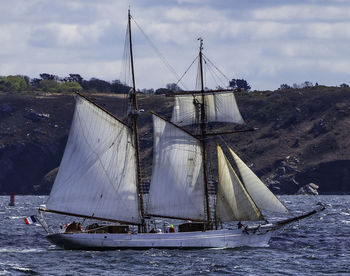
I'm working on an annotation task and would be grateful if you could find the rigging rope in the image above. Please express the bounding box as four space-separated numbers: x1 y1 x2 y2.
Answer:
203 54 231 84
175 56 198 88
196 58 201 91
120 20 132 115
121 21 131 87
206 59 224 89
203 56 228 88
130 15 187 90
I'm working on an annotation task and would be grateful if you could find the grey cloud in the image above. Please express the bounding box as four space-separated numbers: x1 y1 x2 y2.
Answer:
1 0 350 90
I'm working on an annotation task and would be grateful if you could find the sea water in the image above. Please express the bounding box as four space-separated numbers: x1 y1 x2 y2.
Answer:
0 195 349 275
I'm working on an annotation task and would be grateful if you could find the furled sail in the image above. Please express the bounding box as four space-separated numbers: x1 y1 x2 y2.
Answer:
46 95 141 224
147 114 206 221
228 147 289 214
216 145 263 221
171 92 244 126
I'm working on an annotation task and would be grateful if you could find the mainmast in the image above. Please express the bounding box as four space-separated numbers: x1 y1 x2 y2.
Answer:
198 38 211 223
128 9 145 230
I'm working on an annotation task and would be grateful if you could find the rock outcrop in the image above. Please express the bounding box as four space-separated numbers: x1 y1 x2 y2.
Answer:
296 183 319 195
1 87 350 195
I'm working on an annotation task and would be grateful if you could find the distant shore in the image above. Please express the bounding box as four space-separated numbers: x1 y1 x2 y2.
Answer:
1 87 349 195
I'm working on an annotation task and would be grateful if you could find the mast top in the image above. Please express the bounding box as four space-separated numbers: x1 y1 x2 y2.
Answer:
198 37 203 51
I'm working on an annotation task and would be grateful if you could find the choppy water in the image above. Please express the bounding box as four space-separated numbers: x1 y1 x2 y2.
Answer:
0 195 349 275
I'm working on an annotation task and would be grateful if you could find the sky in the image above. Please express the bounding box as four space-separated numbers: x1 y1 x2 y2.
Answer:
1 0 350 91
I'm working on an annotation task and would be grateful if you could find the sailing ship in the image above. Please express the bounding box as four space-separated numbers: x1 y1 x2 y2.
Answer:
37 10 324 249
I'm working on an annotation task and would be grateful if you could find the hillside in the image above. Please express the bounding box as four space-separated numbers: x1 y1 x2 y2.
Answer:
0 87 349 195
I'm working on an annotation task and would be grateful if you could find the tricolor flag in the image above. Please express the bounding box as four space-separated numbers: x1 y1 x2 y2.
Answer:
24 215 37 225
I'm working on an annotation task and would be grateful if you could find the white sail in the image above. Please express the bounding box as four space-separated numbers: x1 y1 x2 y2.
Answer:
216 146 262 221
171 92 244 126
228 147 289 214
46 95 141 224
147 115 206 220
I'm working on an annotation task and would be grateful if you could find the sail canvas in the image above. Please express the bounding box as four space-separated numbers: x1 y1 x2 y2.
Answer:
216 145 262 221
171 92 244 126
147 115 206 221
228 147 289 214
46 96 141 224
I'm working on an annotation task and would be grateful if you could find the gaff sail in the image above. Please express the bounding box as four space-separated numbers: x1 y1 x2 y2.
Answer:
46 95 141 224
147 114 206 221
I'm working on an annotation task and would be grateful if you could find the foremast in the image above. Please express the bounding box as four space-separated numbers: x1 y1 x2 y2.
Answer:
127 9 146 231
198 38 211 223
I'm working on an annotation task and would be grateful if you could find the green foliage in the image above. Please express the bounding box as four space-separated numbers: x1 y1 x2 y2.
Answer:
37 80 82 92
0 75 29 92
39 79 60 92
229 79 251 92
0 76 11 91
166 83 182 92
154 88 171 95
58 81 83 92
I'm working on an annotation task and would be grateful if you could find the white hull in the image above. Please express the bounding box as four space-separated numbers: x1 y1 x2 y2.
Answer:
47 228 274 250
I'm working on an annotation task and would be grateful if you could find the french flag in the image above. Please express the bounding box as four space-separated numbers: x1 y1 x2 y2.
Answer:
24 215 37 225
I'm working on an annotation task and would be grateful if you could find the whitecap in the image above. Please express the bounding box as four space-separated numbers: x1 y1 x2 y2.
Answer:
12 266 34 272
340 212 350 216
0 247 44 253
0 270 10 276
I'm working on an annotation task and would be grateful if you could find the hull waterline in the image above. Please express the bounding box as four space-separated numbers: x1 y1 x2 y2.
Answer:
46 228 274 250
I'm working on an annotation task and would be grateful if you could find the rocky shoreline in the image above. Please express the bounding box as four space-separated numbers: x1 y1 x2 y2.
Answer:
1 88 349 195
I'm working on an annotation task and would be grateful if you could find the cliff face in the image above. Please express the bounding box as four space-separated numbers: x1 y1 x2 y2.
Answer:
0 87 349 195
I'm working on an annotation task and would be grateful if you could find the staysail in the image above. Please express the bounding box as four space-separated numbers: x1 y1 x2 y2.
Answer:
171 92 244 126
46 95 141 224
228 147 289 214
147 114 206 221
216 145 263 221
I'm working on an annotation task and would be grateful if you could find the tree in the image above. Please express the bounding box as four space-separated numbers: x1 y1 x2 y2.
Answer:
84 78 111 93
111 79 131 94
40 73 59 81
30 78 41 89
340 83 349 88
5 75 29 92
279 84 292 90
303 81 313 88
165 83 182 92
0 76 11 92
58 81 83 92
39 79 59 92
229 78 251 91
63 74 84 84
154 88 172 95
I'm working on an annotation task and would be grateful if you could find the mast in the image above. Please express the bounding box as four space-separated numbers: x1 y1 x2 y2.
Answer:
128 9 145 230
198 38 211 223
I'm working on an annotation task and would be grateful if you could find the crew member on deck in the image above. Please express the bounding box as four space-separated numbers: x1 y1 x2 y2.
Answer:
169 225 175 233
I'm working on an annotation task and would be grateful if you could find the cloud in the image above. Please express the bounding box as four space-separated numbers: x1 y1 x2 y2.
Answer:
252 4 350 21
1 0 350 90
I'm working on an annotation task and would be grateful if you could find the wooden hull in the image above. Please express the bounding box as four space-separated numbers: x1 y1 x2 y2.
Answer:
46 228 274 250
